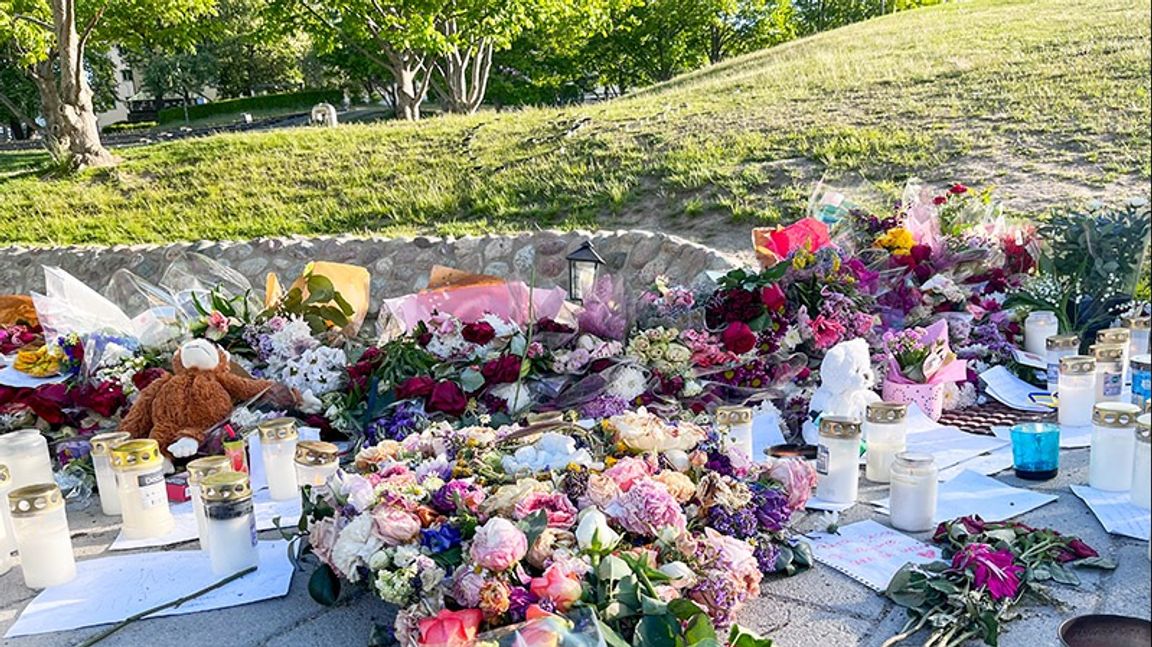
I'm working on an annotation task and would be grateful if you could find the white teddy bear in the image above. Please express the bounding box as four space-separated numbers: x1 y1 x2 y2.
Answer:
801 338 881 445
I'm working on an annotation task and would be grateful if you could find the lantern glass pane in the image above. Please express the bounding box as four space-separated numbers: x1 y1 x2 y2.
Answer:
573 262 597 301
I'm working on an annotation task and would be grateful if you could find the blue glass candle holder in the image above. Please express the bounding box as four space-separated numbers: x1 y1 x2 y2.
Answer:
1010 422 1060 480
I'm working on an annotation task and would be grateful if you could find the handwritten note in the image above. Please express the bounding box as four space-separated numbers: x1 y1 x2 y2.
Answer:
875 470 1058 523
1070 485 1152 541
980 365 1051 413
6 541 294 638
110 489 301 551
809 520 941 591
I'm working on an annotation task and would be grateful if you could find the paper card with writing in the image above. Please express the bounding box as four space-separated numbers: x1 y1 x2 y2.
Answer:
809 519 941 591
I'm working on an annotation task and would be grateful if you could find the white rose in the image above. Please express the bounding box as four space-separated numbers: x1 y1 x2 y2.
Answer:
575 508 621 553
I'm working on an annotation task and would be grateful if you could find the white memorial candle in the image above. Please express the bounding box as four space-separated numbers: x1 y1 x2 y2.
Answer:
1092 350 1124 403
0 465 15 574
1098 328 1132 387
0 430 54 489
1058 356 1096 427
1088 402 1141 492
187 455 233 552
715 406 754 462
111 439 175 539
1024 310 1059 356
889 452 938 532
815 416 861 505
1045 334 1080 395
1123 316 1151 357
8 483 75 588
294 441 340 489
259 418 300 501
90 432 131 516
1132 415 1151 510
201 471 259 576
864 402 908 483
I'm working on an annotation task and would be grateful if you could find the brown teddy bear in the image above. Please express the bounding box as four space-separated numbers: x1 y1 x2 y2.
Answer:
119 338 294 468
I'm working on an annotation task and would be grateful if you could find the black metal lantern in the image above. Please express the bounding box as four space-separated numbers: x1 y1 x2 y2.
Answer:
565 240 605 304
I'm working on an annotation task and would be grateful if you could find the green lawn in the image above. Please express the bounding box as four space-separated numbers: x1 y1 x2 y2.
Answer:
0 0 1148 249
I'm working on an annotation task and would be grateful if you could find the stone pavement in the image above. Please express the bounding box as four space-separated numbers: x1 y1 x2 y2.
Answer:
0 449 1148 647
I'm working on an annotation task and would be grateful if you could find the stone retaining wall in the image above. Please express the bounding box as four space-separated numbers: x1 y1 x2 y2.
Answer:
0 230 738 313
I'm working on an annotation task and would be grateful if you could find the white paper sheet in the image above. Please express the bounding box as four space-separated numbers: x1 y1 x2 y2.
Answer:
980 365 1051 412
904 418 1009 471
110 489 302 551
875 469 1058 523
1011 347 1048 370
1070 485 1152 541
6 541 294 638
0 365 70 388
809 520 941 591
805 497 857 512
936 445 1015 481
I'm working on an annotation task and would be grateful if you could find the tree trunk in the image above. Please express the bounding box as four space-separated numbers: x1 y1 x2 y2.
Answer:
432 23 494 114
388 50 431 121
31 0 116 168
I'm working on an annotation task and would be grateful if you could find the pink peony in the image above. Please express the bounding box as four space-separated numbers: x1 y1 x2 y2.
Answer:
514 491 578 528
469 518 528 572
950 543 1023 600
766 458 817 512
577 473 621 509
609 478 686 537
529 563 584 612
703 528 762 598
372 506 422 546
603 456 655 492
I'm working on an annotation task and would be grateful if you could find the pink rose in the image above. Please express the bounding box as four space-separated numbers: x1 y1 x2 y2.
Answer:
603 456 655 492
514 491 578 528
418 608 482 647
469 518 528 572
766 457 817 512
309 517 339 568
753 218 831 267
577 473 621 509
372 507 422 546
760 284 786 311
529 563 584 612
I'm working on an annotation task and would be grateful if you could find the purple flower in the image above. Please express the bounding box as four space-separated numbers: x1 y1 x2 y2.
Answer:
751 486 791 532
753 542 781 573
365 401 427 444
950 543 1024 600
579 394 630 419
431 480 486 514
707 505 759 539
705 451 736 477
506 586 538 622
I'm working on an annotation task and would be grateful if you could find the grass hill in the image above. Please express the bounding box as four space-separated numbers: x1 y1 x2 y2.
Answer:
0 0 1148 251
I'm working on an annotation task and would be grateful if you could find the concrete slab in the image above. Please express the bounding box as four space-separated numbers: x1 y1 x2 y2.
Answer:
0 448 1147 646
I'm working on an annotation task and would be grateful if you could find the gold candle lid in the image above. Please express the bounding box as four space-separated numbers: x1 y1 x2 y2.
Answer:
1093 402 1142 428
8 483 64 517
187 455 232 485
257 417 299 442
1137 414 1151 444
1097 328 1131 345
715 406 753 426
90 431 132 456
200 471 253 502
1046 334 1079 351
110 439 163 471
1122 315 1151 331
819 416 861 439
866 401 908 424
1059 355 1095 375
295 440 339 466
1091 343 1126 362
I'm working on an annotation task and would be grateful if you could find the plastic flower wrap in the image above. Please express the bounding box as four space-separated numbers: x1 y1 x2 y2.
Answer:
882 319 967 386
752 217 831 268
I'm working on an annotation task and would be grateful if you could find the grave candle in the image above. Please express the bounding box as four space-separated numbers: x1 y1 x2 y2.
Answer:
815 416 861 505
715 406 754 462
1011 422 1061 481
863 402 908 484
1131 414 1151 510
1091 345 1125 403
260 418 300 501
1045 334 1079 395
187 455 232 552
90 431 131 516
200 471 259 576
1123 315 1151 357
1058 356 1096 427
8 483 75 588
111 439 175 539
1131 354 1151 411
0 465 14 575
889 452 938 532
1098 328 1132 386
1088 402 1141 492
1024 310 1059 356
0 430 54 489
294 441 340 488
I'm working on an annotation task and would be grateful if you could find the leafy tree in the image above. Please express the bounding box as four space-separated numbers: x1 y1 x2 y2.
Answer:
707 0 797 63
206 0 309 98
0 0 214 168
130 47 217 122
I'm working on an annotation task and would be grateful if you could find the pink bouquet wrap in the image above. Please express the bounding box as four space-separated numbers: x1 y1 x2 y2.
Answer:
752 218 831 267
882 379 946 421
883 319 967 420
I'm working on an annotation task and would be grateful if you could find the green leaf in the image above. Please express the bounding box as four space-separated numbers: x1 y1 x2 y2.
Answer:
522 509 550 547
596 617 632 647
598 555 632 581
1047 562 1080 586
640 594 668 616
430 545 463 569
667 598 707 620
307 564 341 606
635 615 679 647
306 274 337 303
728 625 775 647
684 610 717 645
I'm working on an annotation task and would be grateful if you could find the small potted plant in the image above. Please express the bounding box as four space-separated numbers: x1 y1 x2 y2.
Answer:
881 319 967 420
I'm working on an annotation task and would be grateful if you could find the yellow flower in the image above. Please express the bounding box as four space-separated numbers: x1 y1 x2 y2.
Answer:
876 228 915 256
792 250 812 270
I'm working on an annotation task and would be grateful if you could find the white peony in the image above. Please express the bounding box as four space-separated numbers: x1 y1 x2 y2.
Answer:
331 515 382 582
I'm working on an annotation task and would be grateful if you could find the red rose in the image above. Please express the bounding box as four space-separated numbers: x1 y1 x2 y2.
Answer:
132 367 169 392
932 195 947 205
427 381 468 416
24 383 72 426
910 244 932 263
462 321 496 345
397 376 436 399
948 183 968 195
760 284 786 312
721 322 757 354
74 381 127 418
481 355 522 385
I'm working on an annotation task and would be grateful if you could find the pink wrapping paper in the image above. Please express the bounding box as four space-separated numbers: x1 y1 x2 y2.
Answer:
886 319 968 385
381 282 569 332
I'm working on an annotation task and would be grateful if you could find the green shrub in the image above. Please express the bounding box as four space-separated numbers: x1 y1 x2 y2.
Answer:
157 90 343 125
102 121 158 133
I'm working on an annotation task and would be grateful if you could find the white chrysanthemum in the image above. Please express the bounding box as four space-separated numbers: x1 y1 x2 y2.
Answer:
330 515 382 582
608 365 648 401
781 327 803 352
481 313 520 338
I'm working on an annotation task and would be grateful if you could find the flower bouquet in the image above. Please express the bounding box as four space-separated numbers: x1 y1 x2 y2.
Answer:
881 319 967 420
884 516 1114 647
295 408 816 646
